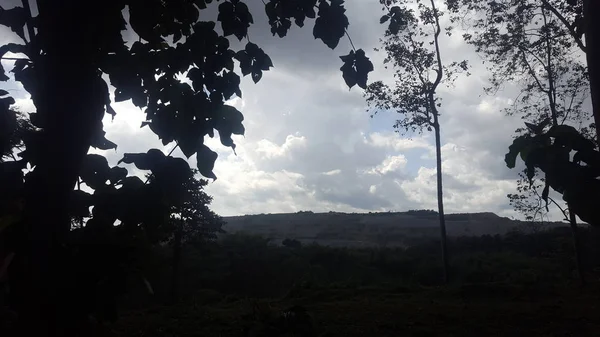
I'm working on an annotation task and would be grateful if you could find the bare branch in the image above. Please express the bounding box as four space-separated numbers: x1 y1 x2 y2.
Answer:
430 0 443 90
519 50 548 95
541 0 586 53
541 6 558 126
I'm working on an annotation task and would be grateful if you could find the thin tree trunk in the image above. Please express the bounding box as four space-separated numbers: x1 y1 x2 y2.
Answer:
568 205 586 286
171 215 184 301
583 0 600 142
433 117 449 284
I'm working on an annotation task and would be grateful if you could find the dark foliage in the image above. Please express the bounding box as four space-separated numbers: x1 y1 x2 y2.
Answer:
0 1 373 335
125 227 600 303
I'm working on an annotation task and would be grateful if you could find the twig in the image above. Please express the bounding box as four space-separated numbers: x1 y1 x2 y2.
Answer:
345 30 356 52
0 57 31 61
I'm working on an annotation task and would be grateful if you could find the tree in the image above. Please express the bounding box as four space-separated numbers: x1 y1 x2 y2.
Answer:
447 0 600 140
0 1 373 335
446 0 594 284
154 169 225 300
365 0 469 283
450 0 592 217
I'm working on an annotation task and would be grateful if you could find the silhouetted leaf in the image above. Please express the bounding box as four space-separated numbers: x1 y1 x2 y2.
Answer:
251 70 262 83
573 148 600 168
265 0 317 37
380 15 390 24
119 149 166 171
313 0 349 49
0 6 28 42
0 96 15 109
524 117 551 135
541 182 550 209
339 49 374 89
80 154 111 189
108 167 128 185
196 144 218 180
234 42 272 82
547 125 596 152
218 0 253 41
221 71 242 99
386 6 408 35
525 164 536 184
505 135 531 168
106 104 116 120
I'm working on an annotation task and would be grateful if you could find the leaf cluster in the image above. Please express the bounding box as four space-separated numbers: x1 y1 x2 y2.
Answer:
506 121 600 225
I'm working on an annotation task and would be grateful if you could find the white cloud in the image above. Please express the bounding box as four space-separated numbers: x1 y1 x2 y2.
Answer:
322 169 342 176
367 155 407 175
255 134 307 159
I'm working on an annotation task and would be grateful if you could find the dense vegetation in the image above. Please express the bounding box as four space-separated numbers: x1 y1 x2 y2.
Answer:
84 227 600 336
130 227 600 298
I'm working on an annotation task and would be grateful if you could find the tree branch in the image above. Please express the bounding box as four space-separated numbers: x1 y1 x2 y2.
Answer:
562 85 581 124
541 0 586 53
0 57 31 61
21 0 35 46
541 6 559 126
519 50 548 95
404 34 428 86
345 30 356 52
430 0 443 90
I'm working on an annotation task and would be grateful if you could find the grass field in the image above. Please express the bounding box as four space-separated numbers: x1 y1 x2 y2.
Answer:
109 282 600 337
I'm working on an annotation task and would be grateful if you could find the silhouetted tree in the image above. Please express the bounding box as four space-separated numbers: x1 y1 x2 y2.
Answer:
447 0 600 142
449 0 592 225
446 0 597 285
0 1 373 335
366 0 469 283
152 169 225 300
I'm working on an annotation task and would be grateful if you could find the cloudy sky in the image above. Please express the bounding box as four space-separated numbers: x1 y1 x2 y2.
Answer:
1 0 570 220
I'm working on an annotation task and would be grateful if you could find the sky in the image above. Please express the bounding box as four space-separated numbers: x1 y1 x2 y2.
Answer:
0 0 572 220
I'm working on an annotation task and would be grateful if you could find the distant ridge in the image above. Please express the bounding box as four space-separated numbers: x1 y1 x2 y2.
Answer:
221 210 568 248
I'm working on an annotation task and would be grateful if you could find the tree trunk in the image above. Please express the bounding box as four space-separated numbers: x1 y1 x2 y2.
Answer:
568 205 586 286
583 0 600 142
14 1 106 335
171 217 184 302
433 116 449 284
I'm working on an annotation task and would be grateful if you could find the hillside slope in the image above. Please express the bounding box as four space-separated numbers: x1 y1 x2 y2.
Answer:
222 211 568 248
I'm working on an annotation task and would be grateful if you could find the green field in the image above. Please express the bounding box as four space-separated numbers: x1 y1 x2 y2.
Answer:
99 227 600 337
110 283 600 337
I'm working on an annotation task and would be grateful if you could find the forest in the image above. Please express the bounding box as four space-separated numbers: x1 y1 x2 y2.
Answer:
1 0 600 336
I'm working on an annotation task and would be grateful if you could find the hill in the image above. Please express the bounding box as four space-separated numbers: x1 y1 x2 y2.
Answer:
221 210 568 248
